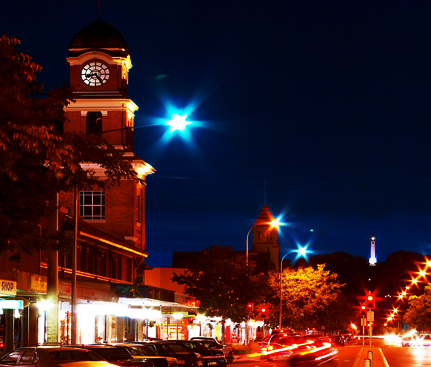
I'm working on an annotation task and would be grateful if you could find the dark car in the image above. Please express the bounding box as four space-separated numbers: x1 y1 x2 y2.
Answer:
125 342 202 367
68 345 153 367
113 344 174 367
0 346 119 367
189 338 233 364
168 341 226 367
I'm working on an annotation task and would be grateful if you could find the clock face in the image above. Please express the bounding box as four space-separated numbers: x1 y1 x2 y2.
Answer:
81 62 110 87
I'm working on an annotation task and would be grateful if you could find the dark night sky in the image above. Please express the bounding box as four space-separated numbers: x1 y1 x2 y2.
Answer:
4 1 431 267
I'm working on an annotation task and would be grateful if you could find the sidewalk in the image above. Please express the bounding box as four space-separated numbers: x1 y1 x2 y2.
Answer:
230 342 262 363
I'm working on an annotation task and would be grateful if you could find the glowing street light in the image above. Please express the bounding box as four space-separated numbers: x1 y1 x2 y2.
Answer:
166 114 191 131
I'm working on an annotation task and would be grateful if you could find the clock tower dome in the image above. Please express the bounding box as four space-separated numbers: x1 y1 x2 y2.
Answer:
65 16 136 147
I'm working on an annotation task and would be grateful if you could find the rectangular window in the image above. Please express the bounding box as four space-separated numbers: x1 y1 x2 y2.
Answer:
88 244 95 274
86 111 102 135
79 191 105 220
97 249 106 277
111 252 117 279
137 195 141 223
126 257 132 282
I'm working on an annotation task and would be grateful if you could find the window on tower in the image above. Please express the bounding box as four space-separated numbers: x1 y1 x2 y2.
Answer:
79 191 105 220
137 194 141 223
86 111 103 135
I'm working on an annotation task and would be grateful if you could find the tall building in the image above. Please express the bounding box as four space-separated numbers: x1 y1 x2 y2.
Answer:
0 15 198 351
63 16 154 249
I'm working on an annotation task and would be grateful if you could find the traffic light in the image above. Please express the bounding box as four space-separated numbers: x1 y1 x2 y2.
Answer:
366 293 375 310
360 303 366 316
259 308 268 319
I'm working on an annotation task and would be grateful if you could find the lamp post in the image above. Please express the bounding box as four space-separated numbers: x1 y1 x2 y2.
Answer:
279 247 308 329
246 219 280 266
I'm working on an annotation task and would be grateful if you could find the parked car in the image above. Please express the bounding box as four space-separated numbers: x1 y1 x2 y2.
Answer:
189 338 233 364
68 345 153 367
124 342 202 367
0 346 119 367
168 341 226 367
113 344 175 367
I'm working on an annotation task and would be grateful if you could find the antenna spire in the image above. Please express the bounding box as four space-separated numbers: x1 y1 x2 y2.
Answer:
264 180 267 205
98 0 101 18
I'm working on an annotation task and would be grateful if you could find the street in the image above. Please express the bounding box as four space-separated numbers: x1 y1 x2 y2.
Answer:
232 337 431 367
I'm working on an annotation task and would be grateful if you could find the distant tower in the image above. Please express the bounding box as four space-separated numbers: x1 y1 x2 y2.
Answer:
369 236 377 266
250 204 280 272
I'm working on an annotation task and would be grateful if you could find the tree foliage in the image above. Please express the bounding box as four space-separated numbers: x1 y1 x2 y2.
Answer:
0 34 143 260
172 246 270 323
404 284 431 331
268 264 349 331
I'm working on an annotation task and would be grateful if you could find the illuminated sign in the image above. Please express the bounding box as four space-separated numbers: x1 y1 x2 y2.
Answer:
182 299 200 307
0 300 23 309
162 311 189 316
0 280 16 296
31 275 47 293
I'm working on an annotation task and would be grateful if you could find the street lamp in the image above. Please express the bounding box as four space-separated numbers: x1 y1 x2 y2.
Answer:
246 219 280 266
279 247 309 329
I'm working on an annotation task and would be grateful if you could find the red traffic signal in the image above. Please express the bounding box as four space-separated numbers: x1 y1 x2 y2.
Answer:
259 308 268 320
366 292 375 309
359 302 366 316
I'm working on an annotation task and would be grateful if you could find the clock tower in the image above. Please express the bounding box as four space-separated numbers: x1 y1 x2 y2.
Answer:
250 204 280 272
63 16 154 251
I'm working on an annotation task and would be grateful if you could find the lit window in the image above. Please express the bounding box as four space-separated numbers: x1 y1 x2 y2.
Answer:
79 191 105 220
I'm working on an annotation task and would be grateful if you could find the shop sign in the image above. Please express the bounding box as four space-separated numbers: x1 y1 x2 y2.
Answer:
182 298 200 307
0 280 16 296
30 275 47 293
162 311 188 317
